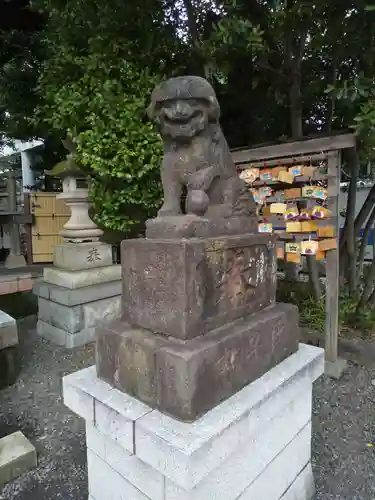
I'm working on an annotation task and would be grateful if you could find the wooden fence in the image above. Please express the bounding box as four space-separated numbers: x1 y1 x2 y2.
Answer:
25 192 69 263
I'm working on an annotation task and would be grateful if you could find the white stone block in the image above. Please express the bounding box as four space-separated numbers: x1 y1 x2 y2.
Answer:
87 449 150 500
135 344 323 490
94 401 135 454
0 310 18 349
280 463 314 500
238 423 311 500
82 296 121 329
0 431 37 486
63 366 111 422
63 366 151 454
63 383 94 422
44 264 121 289
64 345 322 500
64 366 113 403
165 389 312 500
54 242 113 271
86 424 164 500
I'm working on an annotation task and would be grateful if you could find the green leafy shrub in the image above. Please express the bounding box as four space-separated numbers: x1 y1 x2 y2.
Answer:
37 49 163 234
277 280 375 336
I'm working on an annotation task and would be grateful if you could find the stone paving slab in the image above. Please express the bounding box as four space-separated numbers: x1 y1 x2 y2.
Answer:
0 310 18 350
0 431 37 486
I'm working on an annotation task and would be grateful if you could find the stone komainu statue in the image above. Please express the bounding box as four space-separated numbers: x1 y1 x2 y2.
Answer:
147 76 257 223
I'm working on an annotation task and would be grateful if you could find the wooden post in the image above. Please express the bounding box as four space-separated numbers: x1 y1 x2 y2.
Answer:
4 171 27 268
23 193 33 265
324 151 347 378
325 152 340 361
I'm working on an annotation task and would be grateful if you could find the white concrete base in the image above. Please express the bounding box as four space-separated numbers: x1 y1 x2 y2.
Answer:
34 277 121 348
63 343 324 500
0 310 18 349
0 431 37 486
44 264 121 289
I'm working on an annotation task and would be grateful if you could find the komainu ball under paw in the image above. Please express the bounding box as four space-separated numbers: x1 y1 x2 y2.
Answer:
186 189 209 216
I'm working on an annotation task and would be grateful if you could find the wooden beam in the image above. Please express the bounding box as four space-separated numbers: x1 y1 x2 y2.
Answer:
325 151 340 363
232 133 356 164
236 153 328 169
0 213 33 224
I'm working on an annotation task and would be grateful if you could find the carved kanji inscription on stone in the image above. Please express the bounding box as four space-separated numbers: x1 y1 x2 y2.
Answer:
87 247 101 263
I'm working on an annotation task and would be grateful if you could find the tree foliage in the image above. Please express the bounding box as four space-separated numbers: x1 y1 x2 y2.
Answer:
2 0 375 309
32 0 180 232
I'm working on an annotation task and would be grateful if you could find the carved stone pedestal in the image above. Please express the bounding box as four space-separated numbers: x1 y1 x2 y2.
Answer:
34 242 121 348
96 232 300 421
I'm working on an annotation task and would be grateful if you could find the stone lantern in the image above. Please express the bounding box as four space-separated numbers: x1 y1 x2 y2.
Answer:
34 137 122 348
45 137 103 242
55 168 103 242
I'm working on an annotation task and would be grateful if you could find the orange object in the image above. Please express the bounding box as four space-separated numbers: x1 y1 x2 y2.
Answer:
317 226 335 237
278 171 294 184
270 203 287 214
301 221 318 232
272 166 287 179
286 221 302 232
262 205 272 216
284 188 301 199
286 252 301 264
302 166 316 178
315 250 326 261
318 238 337 251
276 245 285 259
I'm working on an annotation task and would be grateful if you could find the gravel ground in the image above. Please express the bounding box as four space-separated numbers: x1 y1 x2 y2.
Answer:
0 318 374 500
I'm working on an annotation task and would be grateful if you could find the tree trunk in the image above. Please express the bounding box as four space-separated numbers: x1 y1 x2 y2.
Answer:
343 148 359 292
340 182 375 255
283 17 322 297
325 47 338 133
357 206 375 279
356 254 375 311
182 0 212 78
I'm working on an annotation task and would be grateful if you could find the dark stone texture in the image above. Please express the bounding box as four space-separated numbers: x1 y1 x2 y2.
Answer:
145 215 258 239
0 346 20 390
96 303 300 421
121 233 277 340
147 75 257 235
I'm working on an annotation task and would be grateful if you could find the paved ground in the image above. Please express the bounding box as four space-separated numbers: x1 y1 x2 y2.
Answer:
0 319 374 500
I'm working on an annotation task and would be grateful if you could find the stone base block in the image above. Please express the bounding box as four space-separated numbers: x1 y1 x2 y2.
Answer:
97 302 300 421
145 215 258 239
53 242 113 271
121 233 277 340
43 264 121 289
34 279 121 348
0 345 20 389
0 431 37 486
0 310 18 349
4 252 27 269
63 344 324 500
325 358 347 380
